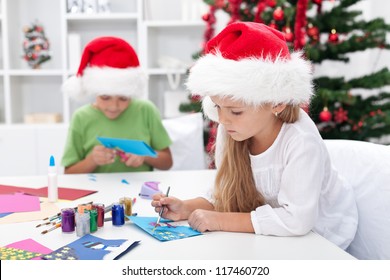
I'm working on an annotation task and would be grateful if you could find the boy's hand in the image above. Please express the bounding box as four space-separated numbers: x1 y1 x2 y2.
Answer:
91 145 116 166
122 153 145 167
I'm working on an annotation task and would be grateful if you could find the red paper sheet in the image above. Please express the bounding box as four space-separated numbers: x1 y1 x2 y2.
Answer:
0 185 97 200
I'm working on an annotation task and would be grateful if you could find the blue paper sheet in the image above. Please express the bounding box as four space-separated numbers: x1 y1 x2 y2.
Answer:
129 216 202 242
42 234 139 260
97 137 157 157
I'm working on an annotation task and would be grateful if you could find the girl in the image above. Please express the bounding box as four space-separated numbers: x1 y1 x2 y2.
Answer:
152 22 358 250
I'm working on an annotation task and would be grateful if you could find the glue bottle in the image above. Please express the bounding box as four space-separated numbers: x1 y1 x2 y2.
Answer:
48 155 58 202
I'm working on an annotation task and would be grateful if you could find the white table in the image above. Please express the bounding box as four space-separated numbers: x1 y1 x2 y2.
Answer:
0 170 355 260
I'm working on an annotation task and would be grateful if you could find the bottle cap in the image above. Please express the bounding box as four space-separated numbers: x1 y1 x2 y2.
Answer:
49 155 55 167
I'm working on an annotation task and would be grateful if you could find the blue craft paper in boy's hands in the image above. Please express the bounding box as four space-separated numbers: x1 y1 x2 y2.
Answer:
97 137 157 158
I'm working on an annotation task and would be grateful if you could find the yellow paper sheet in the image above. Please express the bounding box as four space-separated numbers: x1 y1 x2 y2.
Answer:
0 202 60 224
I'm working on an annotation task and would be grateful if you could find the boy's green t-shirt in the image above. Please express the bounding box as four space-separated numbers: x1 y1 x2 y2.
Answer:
62 99 172 173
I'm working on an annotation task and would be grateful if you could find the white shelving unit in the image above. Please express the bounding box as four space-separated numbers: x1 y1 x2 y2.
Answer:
0 0 207 176
0 0 206 125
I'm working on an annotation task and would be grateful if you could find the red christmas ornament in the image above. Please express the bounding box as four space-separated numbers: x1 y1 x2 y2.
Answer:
273 7 284 21
319 107 332 122
269 21 278 30
191 95 201 103
334 107 348 123
283 27 294 42
307 24 319 38
266 0 277 8
215 0 225 9
328 29 339 43
202 13 210 22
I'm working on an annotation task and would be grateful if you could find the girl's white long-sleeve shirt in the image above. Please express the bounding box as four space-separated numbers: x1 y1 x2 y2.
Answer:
214 109 358 250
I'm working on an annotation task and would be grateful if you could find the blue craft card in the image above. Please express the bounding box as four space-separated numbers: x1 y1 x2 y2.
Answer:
129 216 202 242
42 234 139 260
97 137 157 158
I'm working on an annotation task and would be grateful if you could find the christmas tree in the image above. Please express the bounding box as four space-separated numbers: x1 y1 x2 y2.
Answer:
180 0 390 152
22 21 51 69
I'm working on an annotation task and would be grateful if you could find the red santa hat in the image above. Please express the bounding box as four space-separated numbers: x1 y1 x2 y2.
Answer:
186 22 313 122
62 36 146 101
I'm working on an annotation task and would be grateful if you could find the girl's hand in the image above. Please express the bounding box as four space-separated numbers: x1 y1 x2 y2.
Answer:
122 153 145 167
91 145 116 166
188 209 223 232
151 194 185 221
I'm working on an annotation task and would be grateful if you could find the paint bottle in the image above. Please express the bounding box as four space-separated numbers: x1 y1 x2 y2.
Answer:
119 197 132 220
61 208 75 233
93 203 105 227
48 155 58 202
88 209 98 233
75 212 90 237
112 203 125 226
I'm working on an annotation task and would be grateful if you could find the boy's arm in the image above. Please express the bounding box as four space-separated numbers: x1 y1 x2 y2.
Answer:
144 147 173 170
64 154 98 174
65 146 115 174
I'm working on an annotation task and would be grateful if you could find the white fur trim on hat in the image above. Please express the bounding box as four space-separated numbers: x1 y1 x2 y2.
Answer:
202 96 219 122
187 51 313 121
62 66 147 102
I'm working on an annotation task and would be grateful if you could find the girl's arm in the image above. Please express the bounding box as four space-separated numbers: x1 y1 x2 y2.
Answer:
188 211 255 233
153 196 214 221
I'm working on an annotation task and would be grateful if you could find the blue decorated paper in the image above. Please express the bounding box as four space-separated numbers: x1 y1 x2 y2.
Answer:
97 137 157 157
129 216 202 242
42 234 138 260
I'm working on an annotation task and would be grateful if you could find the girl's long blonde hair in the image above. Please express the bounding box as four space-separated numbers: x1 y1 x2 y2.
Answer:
213 104 301 212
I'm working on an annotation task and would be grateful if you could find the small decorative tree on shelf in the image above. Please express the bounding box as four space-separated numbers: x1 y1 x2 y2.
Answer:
22 21 51 69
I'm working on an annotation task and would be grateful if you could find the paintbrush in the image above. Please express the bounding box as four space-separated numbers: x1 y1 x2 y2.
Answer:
42 212 60 221
41 223 61 234
36 220 59 228
152 186 170 233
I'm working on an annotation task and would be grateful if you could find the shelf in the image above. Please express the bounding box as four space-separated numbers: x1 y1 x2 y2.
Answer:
8 69 64 76
65 12 138 21
145 20 204 27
